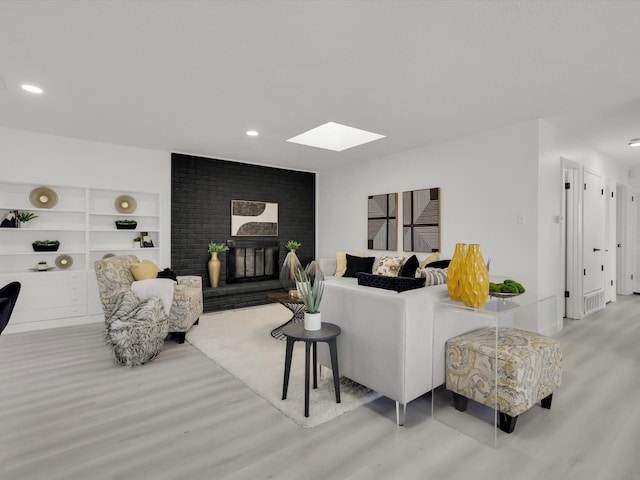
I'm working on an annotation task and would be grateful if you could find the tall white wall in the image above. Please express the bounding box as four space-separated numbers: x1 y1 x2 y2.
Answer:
318 120 541 307
0 127 171 266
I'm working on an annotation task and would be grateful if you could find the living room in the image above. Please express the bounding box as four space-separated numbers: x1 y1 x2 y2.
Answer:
2 1 640 479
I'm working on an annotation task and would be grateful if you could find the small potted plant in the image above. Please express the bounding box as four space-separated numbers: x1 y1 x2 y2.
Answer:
294 262 325 331
37 260 48 271
32 240 60 252
114 219 138 229
17 211 38 228
208 242 230 288
285 240 301 252
132 236 141 248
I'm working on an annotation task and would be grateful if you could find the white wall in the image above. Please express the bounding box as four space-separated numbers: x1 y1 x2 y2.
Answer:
0 127 171 266
318 120 541 306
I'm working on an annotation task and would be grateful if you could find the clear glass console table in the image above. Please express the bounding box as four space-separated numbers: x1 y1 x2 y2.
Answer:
432 295 556 448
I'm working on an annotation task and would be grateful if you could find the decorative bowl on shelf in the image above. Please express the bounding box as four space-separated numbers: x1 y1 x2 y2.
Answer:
488 291 521 299
55 254 73 269
115 220 138 230
29 186 58 209
32 241 60 252
114 195 137 214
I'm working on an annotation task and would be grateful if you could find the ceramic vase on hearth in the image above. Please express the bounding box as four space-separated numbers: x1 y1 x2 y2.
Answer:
446 243 467 302
208 251 221 288
280 249 301 295
459 244 489 308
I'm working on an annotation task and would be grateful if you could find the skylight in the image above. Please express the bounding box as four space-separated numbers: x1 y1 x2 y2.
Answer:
286 122 385 152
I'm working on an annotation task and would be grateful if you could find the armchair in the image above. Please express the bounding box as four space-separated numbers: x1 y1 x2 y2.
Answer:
94 255 203 343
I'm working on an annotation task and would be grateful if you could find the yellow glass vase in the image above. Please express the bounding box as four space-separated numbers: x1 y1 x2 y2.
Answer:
459 244 489 308
446 243 467 301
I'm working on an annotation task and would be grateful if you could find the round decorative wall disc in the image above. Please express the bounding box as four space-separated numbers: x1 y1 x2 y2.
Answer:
115 195 137 214
29 186 58 209
55 254 73 269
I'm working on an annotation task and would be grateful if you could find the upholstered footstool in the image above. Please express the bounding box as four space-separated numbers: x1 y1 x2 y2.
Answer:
445 327 562 433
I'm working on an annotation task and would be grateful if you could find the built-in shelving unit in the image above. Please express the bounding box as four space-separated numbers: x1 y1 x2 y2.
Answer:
0 181 162 327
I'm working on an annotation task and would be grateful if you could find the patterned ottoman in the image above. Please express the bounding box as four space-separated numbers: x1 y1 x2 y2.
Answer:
445 327 562 433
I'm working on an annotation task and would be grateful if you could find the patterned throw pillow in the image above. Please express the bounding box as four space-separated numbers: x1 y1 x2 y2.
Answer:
372 256 405 277
415 267 448 286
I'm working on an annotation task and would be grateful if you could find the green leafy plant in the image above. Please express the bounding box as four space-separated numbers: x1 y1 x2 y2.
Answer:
17 211 38 222
285 240 301 251
208 242 229 253
38 260 47 265
133 237 141 242
294 263 324 313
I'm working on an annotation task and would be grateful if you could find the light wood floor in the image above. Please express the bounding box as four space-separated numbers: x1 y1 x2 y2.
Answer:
1 296 639 480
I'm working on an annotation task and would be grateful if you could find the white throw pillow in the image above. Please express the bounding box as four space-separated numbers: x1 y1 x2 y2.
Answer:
131 278 176 316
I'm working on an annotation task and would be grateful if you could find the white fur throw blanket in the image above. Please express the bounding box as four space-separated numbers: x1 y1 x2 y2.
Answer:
131 278 175 315
105 290 169 367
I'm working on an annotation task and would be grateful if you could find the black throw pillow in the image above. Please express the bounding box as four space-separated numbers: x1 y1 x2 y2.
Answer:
400 255 419 278
157 268 178 282
343 254 375 278
426 259 451 269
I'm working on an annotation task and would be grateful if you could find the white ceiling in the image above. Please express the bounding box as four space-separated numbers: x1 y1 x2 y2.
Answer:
1 1 640 172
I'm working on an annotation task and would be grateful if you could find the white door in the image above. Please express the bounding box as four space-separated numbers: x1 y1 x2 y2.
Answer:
633 187 640 293
616 184 626 295
583 171 605 295
604 179 616 303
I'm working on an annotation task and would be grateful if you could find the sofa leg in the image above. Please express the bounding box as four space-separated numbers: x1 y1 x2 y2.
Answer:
194 318 199 326
453 392 468 412
176 332 186 344
498 412 518 434
540 393 553 409
395 402 406 426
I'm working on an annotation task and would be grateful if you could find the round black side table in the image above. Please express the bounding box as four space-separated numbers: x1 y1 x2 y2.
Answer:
281 322 341 418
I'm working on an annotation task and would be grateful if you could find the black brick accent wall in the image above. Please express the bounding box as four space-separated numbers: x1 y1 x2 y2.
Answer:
171 153 315 312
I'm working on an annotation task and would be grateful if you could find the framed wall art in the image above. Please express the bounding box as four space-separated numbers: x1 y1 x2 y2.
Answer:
231 200 278 236
367 193 397 250
403 188 440 252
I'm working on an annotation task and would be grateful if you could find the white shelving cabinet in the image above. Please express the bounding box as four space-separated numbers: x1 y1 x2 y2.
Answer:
0 182 162 328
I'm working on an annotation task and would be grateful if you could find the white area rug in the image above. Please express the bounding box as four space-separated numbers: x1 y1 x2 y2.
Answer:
186 303 380 428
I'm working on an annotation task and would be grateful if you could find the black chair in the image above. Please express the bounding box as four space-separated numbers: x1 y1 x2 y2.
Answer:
0 281 21 335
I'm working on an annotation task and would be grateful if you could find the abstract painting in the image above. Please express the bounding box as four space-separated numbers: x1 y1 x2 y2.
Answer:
231 200 278 236
368 193 397 250
403 188 440 252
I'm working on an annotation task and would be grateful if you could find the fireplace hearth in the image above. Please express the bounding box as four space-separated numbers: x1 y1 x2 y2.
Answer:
226 239 279 284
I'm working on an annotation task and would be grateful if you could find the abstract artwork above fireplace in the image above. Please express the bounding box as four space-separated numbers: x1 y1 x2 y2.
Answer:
231 200 278 236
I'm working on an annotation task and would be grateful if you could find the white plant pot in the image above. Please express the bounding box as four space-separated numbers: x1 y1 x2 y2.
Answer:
132 242 141 249
304 312 321 331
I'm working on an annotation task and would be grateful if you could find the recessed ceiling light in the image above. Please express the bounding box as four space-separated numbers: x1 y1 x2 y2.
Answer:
287 122 385 152
629 138 640 147
21 84 43 94
246 130 259 137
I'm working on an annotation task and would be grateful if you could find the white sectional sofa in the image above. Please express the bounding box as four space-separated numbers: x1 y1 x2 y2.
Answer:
316 258 450 425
